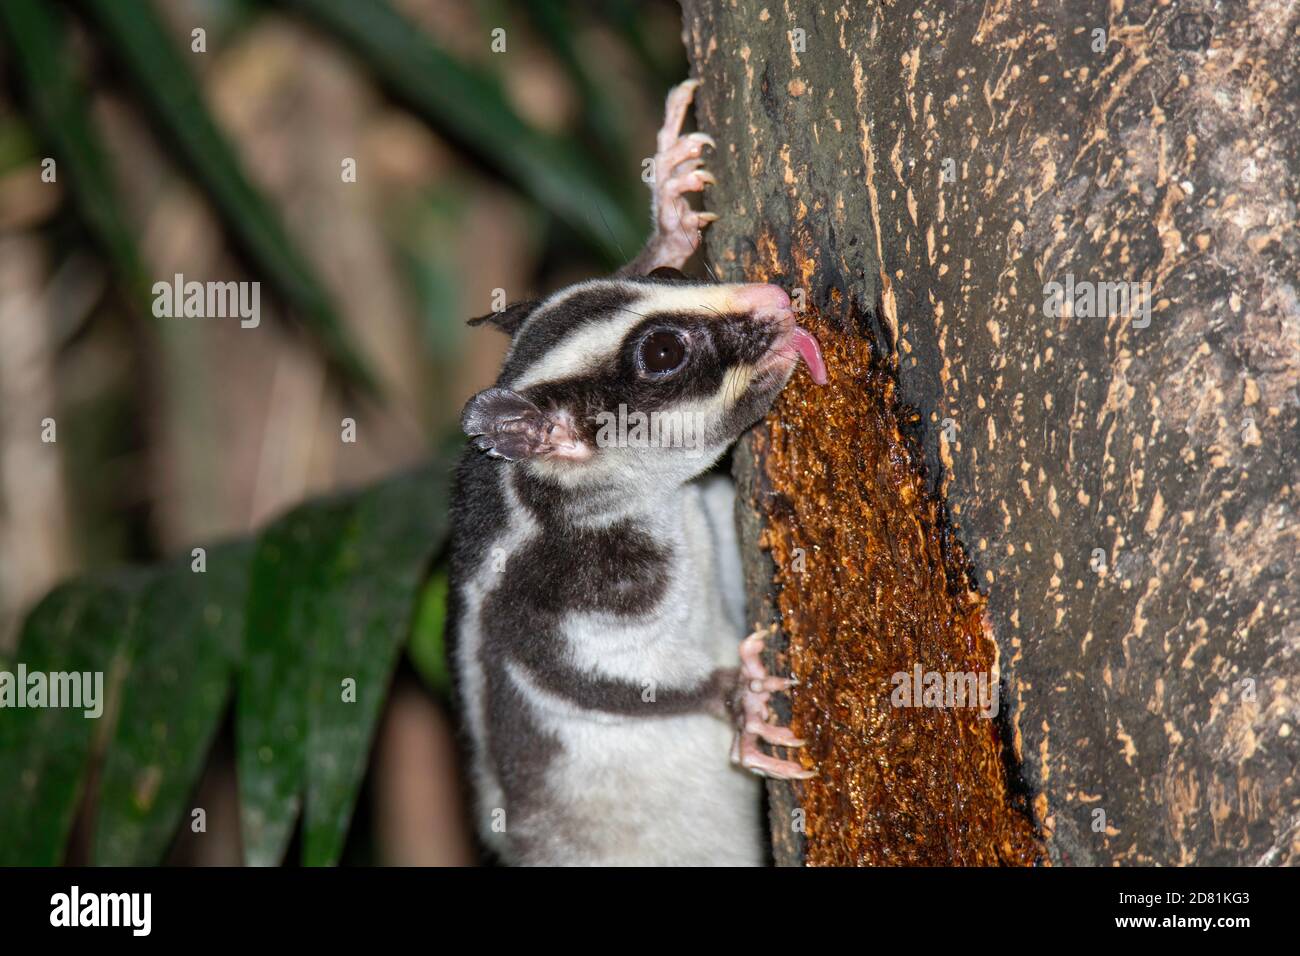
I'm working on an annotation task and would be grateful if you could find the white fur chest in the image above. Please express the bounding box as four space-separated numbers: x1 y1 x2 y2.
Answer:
456 472 763 865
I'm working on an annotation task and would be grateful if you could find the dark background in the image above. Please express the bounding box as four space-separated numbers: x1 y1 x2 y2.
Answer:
0 0 688 865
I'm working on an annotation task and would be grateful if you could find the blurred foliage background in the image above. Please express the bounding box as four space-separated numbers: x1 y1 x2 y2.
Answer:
0 0 686 864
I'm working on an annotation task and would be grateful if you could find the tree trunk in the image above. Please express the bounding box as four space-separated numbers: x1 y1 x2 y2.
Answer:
684 0 1299 866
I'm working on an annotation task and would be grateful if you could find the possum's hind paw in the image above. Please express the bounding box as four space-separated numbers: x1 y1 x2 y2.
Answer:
646 78 718 270
730 627 815 781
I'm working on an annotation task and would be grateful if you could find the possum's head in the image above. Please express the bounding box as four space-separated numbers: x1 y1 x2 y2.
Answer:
460 269 826 492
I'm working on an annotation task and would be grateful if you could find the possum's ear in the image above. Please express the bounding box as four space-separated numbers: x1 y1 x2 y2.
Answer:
461 387 590 462
646 266 689 282
467 300 538 336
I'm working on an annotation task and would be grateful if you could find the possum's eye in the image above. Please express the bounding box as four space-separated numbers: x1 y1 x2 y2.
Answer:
637 329 688 376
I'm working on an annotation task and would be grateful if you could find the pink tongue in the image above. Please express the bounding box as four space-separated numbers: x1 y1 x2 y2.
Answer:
791 326 828 385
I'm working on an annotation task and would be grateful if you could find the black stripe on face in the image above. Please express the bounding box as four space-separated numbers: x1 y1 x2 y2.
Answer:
515 308 782 443
501 285 639 386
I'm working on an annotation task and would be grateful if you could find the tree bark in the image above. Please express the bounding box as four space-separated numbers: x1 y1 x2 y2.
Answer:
685 0 1299 866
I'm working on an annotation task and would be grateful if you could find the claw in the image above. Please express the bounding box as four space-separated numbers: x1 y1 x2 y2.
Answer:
730 625 815 782
746 720 806 748
737 734 816 780
668 157 706 179
739 627 773 679
662 169 712 201
639 77 717 271
657 78 701 153
659 134 711 171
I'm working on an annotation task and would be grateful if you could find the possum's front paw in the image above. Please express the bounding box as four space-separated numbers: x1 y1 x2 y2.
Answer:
730 627 815 780
645 78 718 271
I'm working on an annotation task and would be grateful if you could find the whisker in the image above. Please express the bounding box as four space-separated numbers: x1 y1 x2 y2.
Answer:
670 203 720 282
724 370 741 407
699 253 720 283
595 195 627 263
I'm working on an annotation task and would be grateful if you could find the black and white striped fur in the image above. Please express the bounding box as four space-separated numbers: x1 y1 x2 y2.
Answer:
447 80 813 865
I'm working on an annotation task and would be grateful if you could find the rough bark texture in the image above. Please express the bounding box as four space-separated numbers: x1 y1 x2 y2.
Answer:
687 0 1299 866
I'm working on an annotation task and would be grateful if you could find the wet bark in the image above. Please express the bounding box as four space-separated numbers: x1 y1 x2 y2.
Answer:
686 0 1299 865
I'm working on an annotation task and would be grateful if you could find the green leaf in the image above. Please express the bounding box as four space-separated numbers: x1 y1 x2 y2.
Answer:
0 0 149 304
407 568 451 698
0 576 140 866
93 541 255 865
236 459 450 866
277 0 641 264
0 116 39 177
77 0 380 394
236 494 355 866
2 456 452 867
303 463 449 866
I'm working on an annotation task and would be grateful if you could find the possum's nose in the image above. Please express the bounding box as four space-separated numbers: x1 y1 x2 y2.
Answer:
729 283 792 315
734 283 829 386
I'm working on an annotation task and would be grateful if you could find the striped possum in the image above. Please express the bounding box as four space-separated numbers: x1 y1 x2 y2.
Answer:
448 79 826 866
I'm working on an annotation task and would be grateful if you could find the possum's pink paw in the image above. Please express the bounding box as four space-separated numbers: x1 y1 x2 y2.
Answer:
730 627 815 781
646 79 718 270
